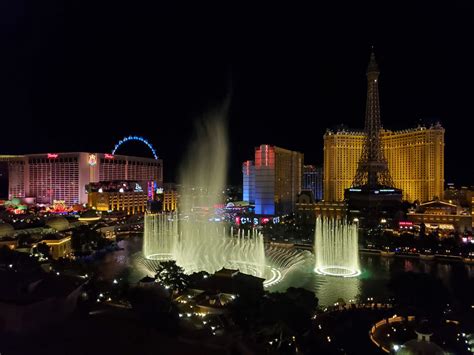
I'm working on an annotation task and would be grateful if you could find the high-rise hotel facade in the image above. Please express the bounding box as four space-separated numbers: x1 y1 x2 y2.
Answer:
242 160 255 204
303 165 323 200
243 145 303 215
1 152 163 206
324 124 445 203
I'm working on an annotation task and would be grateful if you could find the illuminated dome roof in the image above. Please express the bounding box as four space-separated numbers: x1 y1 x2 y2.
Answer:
78 210 101 222
398 321 446 355
45 216 70 231
398 339 445 355
10 197 21 205
0 223 14 237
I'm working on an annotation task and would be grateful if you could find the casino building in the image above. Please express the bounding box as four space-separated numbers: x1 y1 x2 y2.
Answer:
0 153 163 206
242 145 303 215
303 165 323 200
323 51 445 204
87 180 149 214
324 125 445 203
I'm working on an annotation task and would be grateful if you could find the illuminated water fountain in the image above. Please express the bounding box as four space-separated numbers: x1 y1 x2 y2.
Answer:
143 213 266 276
314 217 361 277
143 212 178 261
142 109 269 281
140 107 310 287
140 215 309 288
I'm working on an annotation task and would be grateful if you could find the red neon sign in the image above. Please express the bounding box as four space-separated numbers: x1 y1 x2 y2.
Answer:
265 145 268 166
244 161 250 176
47 153 59 159
104 154 114 159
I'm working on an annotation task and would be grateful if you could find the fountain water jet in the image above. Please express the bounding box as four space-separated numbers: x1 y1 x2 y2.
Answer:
142 106 270 280
143 212 178 261
314 217 361 277
144 213 266 276
139 216 309 288
140 106 313 288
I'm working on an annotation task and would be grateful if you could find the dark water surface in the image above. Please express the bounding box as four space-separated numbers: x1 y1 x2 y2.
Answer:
97 237 474 306
273 253 474 306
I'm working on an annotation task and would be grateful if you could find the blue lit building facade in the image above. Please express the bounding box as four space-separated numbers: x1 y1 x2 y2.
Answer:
303 165 323 200
243 145 303 216
242 160 255 204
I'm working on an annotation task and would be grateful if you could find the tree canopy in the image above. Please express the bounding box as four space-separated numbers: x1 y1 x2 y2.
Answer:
154 260 189 293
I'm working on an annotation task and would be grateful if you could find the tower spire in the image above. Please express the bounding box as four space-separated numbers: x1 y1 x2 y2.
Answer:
352 50 394 188
367 49 379 75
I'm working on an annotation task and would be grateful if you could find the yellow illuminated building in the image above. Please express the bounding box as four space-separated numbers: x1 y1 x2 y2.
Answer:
162 189 178 212
87 181 148 214
88 190 147 214
40 236 72 260
324 124 444 202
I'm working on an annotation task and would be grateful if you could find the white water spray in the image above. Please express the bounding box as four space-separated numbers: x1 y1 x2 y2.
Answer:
314 217 361 277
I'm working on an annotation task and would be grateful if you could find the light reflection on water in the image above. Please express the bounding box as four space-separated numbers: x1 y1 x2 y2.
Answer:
269 257 362 306
268 253 474 306
96 239 474 307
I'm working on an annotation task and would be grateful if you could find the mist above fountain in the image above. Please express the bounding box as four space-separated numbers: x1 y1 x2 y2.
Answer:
173 109 265 275
142 108 269 280
314 217 361 277
139 108 311 287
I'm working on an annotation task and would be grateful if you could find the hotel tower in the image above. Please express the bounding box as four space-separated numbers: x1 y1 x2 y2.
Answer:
243 145 303 215
324 53 444 203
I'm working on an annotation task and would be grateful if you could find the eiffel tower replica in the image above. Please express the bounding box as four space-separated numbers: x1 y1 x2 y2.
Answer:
344 50 402 228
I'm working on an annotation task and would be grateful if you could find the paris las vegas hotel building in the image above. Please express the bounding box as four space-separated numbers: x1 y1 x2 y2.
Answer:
0 152 163 207
323 123 445 203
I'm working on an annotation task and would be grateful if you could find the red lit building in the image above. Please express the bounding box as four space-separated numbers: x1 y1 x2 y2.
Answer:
244 145 303 215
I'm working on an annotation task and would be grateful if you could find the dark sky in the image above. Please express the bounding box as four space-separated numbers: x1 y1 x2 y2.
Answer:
1 2 473 185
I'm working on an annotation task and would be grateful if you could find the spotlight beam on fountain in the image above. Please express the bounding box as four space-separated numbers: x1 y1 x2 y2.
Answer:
314 217 361 277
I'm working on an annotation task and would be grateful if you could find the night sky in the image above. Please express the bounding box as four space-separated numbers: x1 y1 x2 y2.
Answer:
1 2 473 185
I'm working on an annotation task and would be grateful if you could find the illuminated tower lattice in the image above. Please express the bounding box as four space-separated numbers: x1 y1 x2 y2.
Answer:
352 51 394 189
344 50 402 228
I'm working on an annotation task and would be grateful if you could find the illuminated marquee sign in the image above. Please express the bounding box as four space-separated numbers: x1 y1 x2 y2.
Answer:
399 221 414 229
51 200 67 213
236 216 280 225
88 154 97 166
147 181 156 200
104 153 114 159
47 153 59 159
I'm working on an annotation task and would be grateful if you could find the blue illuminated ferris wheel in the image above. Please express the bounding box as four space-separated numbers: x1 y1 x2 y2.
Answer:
112 136 158 159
